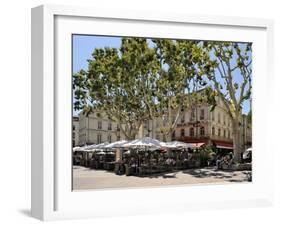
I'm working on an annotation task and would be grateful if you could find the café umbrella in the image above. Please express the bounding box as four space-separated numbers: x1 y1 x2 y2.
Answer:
121 137 163 167
163 141 192 149
72 146 82 152
122 137 163 151
104 140 128 149
95 151 106 155
94 142 110 149
84 142 109 151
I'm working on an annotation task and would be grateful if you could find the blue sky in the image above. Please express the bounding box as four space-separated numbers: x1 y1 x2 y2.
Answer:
73 35 122 73
72 35 251 115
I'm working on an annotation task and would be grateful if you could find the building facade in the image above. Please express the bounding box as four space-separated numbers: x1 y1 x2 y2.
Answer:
78 111 126 146
72 116 80 147
151 93 252 150
75 90 252 150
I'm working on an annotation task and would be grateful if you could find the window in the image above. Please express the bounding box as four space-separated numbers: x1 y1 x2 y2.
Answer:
200 109 204 120
200 127 205 136
97 133 102 143
108 122 112 130
224 129 226 137
190 127 194 137
191 109 195 121
218 113 221 123
181 114 185 123
218 128 221 137
212 111 215 121
228 130 230 139
224 115 226 125
181 129 185 137
108 134 111 143
98 121 102 130
212 127 215 135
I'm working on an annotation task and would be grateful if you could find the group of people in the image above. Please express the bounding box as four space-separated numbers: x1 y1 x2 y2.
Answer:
215 153 234 170
114 150 196 175
74 147 240 175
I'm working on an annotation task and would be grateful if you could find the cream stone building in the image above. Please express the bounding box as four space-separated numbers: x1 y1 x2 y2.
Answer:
75 89 252 150
150 91 252 151
77 110 150 145
78 111 127 146
72 116 80 147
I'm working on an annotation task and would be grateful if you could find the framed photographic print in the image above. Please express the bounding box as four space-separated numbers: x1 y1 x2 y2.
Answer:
31 4 274 221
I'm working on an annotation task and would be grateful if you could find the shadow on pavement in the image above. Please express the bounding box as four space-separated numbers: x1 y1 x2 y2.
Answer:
181 168 250 182
138 172 178 179
182 168 234 179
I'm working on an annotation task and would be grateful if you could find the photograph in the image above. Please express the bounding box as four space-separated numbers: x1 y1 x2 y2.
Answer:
72 35 252 190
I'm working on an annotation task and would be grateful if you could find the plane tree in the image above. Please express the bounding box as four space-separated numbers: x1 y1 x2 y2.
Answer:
152 39 212 141
200 41 252 162
73 38 159 139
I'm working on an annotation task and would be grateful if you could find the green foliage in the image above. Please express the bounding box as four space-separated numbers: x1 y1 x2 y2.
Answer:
194 147 214 166
74 38 208 139
200 41 252 163
73 37 252 152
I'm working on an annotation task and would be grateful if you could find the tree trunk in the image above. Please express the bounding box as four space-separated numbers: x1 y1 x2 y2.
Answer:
232 119 243 163
164 133 172 142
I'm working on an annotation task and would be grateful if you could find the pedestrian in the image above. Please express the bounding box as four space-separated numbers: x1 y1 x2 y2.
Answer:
216 155 222 170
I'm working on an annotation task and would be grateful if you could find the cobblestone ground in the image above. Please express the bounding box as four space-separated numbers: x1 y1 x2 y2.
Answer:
73 166 251 190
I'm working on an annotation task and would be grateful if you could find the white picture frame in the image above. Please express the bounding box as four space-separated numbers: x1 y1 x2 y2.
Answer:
31 4 274 221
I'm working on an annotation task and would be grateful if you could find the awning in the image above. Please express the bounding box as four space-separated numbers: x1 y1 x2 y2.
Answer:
214 141 233 150
216 145 233 150
188 142 205 148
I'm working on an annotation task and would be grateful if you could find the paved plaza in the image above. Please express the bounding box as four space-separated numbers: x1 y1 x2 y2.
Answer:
73 166 251 190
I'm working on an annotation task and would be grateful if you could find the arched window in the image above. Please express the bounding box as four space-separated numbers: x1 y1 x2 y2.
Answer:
181 129 185 137
200 127 205 136
212 127 215 135
190 127 194 137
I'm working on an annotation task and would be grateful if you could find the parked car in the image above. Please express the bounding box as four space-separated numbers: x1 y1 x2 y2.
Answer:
242 148 252 163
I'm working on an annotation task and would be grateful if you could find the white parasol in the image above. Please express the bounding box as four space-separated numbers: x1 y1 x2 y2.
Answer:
163 141 192 149
84 142 110 151
123 137 162 150
104 140 128 149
